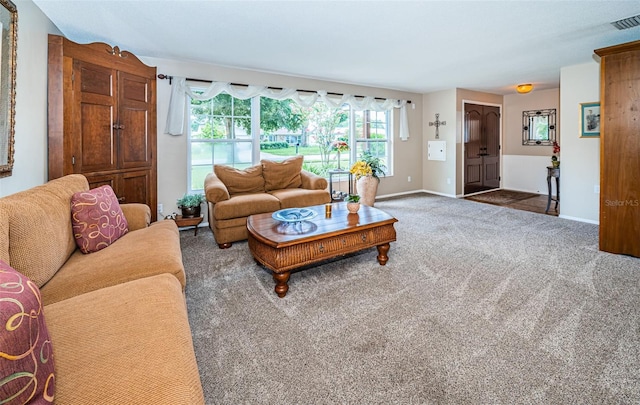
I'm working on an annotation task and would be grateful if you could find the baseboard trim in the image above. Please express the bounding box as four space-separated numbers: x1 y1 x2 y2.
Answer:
377 190 431 200
559 215 599 225
422 189 456 198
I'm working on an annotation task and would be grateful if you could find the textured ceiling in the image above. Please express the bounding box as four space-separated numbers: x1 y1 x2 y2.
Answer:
33 0 640 95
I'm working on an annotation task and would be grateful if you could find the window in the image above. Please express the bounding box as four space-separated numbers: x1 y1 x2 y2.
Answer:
189 93 253 191
353 110 391 174
189 93 393 192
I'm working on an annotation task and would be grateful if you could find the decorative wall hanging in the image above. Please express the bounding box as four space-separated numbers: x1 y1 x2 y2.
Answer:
0 0 17 178
522 109 556 145
428 113 446 139
580 102 600 137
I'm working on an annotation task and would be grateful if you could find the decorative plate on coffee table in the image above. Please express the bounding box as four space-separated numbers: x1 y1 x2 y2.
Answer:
272 208 318 223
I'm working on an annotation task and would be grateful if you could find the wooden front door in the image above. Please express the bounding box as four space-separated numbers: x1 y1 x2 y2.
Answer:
464 103 501 194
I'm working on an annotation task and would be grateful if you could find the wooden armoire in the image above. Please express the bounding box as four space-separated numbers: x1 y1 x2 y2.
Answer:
47 34 158 221
595 40 640 258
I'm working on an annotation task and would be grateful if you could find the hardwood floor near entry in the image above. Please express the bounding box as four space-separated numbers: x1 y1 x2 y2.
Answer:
465 190 558 216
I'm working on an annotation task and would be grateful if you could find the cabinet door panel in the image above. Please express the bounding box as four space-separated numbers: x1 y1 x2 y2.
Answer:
85 173 117 191
79 104 115 172
80 64 113 96
121 76 148 102
118 72 153 169
120 170 151 205
119 107 150 167
74 61 117 173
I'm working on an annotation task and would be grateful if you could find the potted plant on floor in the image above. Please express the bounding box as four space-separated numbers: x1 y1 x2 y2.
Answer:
177 193 204 218
350 151 386 206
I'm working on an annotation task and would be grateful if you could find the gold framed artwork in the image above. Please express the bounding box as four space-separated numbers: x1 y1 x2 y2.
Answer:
580 102 600 138
0 0 16 178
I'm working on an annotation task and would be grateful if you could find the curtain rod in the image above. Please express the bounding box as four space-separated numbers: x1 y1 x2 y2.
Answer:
157 74 412 104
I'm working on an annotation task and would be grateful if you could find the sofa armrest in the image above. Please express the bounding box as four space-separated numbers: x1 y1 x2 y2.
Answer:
300 170 328 190
121 203 151 230
204 172 231 204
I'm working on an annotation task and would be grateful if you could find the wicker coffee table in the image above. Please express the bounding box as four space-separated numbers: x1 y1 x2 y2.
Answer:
247 203 397 298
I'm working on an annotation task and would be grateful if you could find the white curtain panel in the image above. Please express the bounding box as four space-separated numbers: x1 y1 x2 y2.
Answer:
165 77 410 140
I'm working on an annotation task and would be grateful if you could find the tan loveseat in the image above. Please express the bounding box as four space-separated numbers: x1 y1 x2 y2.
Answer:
204 156 331 248
0 174 205 404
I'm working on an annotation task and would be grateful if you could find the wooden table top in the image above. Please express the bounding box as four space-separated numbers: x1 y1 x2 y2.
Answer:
247 203 398 248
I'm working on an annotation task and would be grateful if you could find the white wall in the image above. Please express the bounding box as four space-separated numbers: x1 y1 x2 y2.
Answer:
502 88 560 194
559 62 600 223
0 0 60 196
139 56 423 218
502 155 554 194
422 89 457 197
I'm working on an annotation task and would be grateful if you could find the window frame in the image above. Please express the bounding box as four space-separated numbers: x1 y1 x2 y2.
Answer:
187 94 394 193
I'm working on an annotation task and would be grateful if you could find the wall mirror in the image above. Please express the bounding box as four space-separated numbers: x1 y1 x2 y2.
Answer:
522 108 556 146
0 0 16 178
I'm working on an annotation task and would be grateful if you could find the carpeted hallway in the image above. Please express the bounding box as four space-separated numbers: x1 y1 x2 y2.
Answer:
180 193 640 404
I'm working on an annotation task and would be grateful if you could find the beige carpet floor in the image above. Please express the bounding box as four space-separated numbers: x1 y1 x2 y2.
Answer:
180 193 640 404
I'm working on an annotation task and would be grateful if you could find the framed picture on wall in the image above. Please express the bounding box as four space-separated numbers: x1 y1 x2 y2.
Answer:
580 102 600 137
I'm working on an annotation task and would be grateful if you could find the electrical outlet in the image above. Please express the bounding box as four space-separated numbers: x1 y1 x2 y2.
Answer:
158 203 163 214
408 176 412 182
594 185 600 194
446 178 451 185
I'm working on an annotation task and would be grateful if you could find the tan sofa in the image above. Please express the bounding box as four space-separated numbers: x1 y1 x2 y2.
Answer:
205 156 331 248
0 174 205 404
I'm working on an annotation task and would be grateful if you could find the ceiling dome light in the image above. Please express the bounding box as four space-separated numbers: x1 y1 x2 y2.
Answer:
516 84 533 94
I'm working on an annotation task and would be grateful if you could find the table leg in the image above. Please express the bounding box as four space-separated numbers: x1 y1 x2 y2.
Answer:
273 271 290 298
376 243 390 265
545 174 552 213
555 176 560 211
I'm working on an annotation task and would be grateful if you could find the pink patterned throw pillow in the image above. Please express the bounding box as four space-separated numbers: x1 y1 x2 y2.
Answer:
71 185 129 254
0 260 55 404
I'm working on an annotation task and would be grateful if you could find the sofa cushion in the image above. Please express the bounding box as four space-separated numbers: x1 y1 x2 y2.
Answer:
39 220 185 305
43 274 204 404
261 155 303 191
71 185 129 254
269 188 332 209
214 165 265 195
0 260 55 404
1 174 88 287
213 193 281 220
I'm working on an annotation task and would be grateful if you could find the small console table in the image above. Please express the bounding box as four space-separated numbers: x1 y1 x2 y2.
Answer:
328 169 352 202
546 166 560 213
174 215 203 236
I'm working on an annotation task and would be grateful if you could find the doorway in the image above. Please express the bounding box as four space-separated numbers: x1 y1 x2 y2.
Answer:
464 103 501 195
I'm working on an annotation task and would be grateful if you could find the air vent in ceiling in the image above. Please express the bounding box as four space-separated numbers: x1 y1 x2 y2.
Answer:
611 14 640 30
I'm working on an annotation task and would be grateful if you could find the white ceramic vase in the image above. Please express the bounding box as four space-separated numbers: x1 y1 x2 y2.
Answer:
347 202 360 214
356 176 378 206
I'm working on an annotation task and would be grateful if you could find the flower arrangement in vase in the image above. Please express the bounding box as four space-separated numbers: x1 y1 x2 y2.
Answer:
331 140 349 170
350 151 386 206
551 141 560 168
